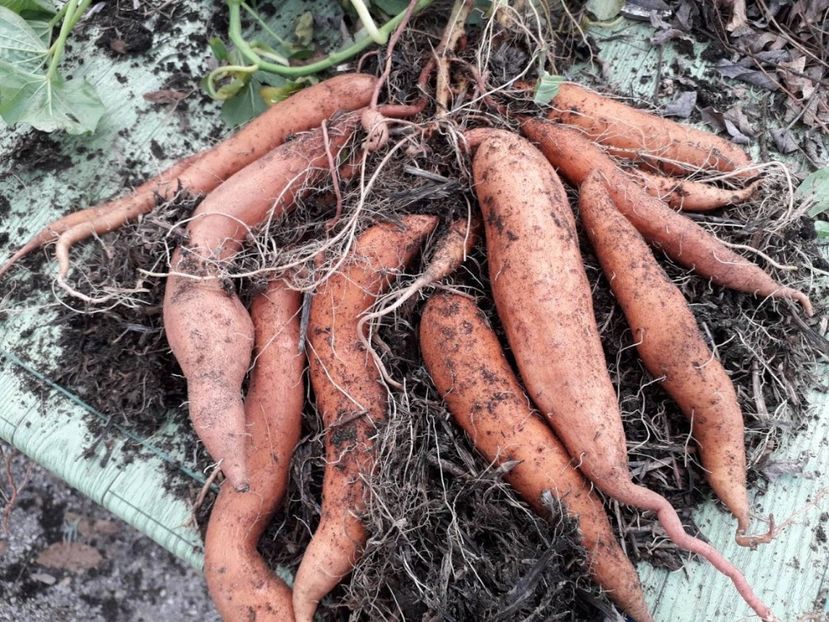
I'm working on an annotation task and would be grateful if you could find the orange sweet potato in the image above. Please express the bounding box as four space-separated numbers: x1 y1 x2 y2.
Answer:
164 113 361 491
580 171 770 547
204 279 304 620
292 215 439 622
420 292 652 622
0 73 376 279
546 82 754 178
470 127 774 620
521 118 812 316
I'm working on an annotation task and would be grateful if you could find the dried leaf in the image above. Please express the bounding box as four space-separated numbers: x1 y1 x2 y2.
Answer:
759 458 812 481
36 542 103 572
143 89 187 104
724 118 750 144
650 28 690 46
753 49 790 64
724 0 747 31
663 90 697 118
621 0 671 21
716 59 779 90
771 127 799 153
674 0 694 30
700 106 726 133
778 56 812 97
724 105 755 136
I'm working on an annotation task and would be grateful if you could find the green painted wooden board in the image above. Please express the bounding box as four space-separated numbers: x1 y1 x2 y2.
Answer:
0 6 827 621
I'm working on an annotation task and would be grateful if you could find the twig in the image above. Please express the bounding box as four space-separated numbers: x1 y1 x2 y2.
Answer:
435 0 474 116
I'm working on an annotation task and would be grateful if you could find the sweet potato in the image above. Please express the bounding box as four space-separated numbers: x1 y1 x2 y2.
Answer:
627 168 758 212
204 279 304 620
357 215 480 386
0 73 377 279
580 171 770 547
521 118 813 316
546 82 754 177
292 215 438 622
164 113 361 491
420 292 652 622
470 128 774 619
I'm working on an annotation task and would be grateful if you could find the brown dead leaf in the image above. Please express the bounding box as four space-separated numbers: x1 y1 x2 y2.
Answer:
143 89 187 104
92 519 120 536
36 542 103 573
779 56 813 98
725 0 747 32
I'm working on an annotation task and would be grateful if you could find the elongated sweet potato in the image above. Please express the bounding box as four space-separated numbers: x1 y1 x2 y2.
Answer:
580 171 770 547
164 113 361 491
420 292 652 622
204 279 304 620
0 73 376 279
470 128 774 620
292 215 438 622
627 168 758 211
546 82 754 177
521 118 813 316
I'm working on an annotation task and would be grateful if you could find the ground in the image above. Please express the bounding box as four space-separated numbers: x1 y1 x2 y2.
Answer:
0 452 219 622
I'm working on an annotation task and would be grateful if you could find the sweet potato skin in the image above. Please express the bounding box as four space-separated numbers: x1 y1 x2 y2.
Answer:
420 292 652 622
547 82 753 177
292 215 438 622
628 168 757 212
163 114 361 490
204 280 304 621
472 128 630 488
470 129 774 619
521 118 813 316
580 172 752 542
0 74 376 279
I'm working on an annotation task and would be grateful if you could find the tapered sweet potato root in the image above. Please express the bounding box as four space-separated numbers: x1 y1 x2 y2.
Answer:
164 113 361 491
292 215 438 622
420 292 652 622
546 82 754 178
627 168 758 211
470 127 774 620
204 279 304 620
521 118 813 316
0 73 376 279
580 171 771 547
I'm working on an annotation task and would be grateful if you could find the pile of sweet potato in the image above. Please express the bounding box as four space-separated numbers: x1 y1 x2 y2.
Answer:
1 68 816 622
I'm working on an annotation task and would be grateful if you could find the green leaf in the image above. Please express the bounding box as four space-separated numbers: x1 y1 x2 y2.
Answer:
814 220 829 239
260 80 302 104
208 37 229 62
586 0 624 21
533 72 564 105
0 5 49 79
294 11 313 47
0 74 105 134
794 168 829 217
28 18 52 43
372 0 409 15
0 0 55 18
221 77 268 126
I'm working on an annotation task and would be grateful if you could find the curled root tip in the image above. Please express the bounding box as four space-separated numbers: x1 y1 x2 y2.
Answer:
361 109 389 152
735 514 775 549
797 293 815 318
